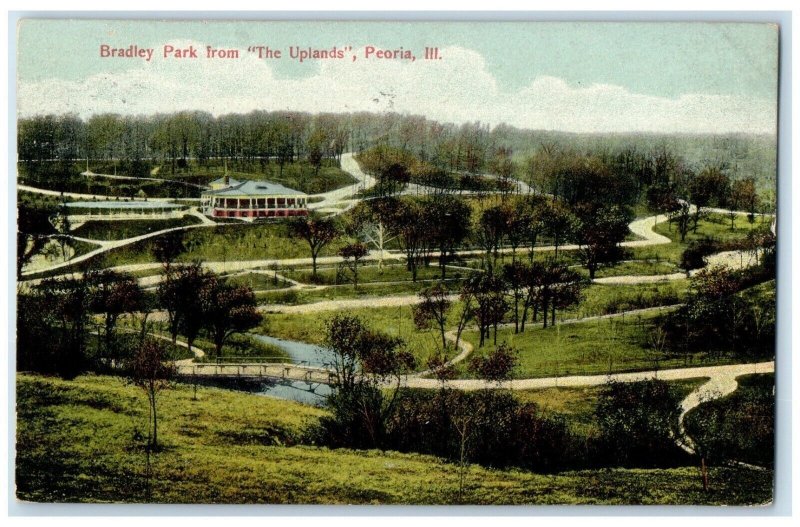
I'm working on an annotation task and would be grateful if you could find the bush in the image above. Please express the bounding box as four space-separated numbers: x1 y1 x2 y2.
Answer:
660 269 775 359
685 375 774 468
381 389 584 473
594 379 690 468
680 237 717 272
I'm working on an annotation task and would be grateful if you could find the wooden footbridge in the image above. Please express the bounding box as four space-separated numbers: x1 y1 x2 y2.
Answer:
175 361 335 384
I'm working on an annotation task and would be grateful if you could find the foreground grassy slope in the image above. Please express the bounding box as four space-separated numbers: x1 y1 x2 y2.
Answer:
16 374 772 505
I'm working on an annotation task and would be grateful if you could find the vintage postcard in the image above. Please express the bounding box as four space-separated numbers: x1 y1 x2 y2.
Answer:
14 18 779 506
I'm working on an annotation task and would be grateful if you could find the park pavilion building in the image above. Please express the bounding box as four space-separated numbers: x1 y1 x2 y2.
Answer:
200 177 309 220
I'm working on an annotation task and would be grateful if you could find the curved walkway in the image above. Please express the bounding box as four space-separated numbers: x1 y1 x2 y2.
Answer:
80 170 207 189
18 184 176 202
20 216 217 277
398 360 774 391
307 153 376 210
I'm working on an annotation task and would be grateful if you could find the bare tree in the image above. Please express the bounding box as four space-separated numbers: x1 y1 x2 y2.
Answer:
412 283 453 352
127 337 176 450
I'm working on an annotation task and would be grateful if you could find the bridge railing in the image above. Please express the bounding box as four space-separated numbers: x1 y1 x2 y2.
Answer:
207 355 304 365
176 361 337 383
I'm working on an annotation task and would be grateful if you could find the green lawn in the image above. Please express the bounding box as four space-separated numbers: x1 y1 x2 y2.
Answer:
117 319 290 363
71 216 202 241
629 212 760 266
15 373 773 505
258 279 692 372
654 212 769 245
156 159 356 195
260 304 457 370
18 159 356 197
35 223 357 272
511 377 708 436
224 271 295 291
629 213 764 266
588 259 679 279
256 278 462 305
565 280 689 319
461 309 756 379
280 261 476 286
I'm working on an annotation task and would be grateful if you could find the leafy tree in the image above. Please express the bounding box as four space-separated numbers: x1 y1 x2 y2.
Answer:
670 201 693 242
690 167 731 232
680 238 716 274
423 195 472 278
157 263 215 351
557 155 637 208
488 146 515 198
468 342 518 386
290 217 340 278
89 270 145 359
575 205 632 280
152 231 186 269
478 204 511 271
156 265 184 345
17 288 60 374
504 197 539 262
357 145 414 196
465 273 509 346
502 261 527 333
745 225 776 267
646 183 680 221
527 260 584 329
338 242 369 289
541 200 577 259
425 353 458 384
595 379 684 467
30 277 92 379
390 199 431 282
731 177 759 227
306 128 327 176
203 282 262 357
179 271 219 354
321 314 416 449
518 260 545 333
546 263 585 327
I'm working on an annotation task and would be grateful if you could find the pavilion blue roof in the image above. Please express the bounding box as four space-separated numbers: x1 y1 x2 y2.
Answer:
202 180 306 197
209 176 243 187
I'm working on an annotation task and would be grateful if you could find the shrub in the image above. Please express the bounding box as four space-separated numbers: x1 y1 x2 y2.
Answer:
382 389 584 473
594 379 690 467
685 376 774 468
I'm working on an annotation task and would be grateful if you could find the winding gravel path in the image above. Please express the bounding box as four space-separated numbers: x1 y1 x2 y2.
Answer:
398 360 774 391
307 153 376 210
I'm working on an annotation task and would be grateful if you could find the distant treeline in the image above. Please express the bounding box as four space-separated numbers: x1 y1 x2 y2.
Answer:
17 110 776 193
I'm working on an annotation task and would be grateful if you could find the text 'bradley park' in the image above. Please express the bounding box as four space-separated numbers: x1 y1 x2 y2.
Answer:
99 44 444 63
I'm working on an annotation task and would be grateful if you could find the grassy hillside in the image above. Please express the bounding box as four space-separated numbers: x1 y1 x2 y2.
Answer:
16 373 772 505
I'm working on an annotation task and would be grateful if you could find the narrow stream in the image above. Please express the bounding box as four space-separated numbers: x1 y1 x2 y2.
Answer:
251 334 336 368
245 334 335 405
187 334 337 405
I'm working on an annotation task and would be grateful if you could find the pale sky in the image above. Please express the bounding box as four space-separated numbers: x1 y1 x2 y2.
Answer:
16 20 779 134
